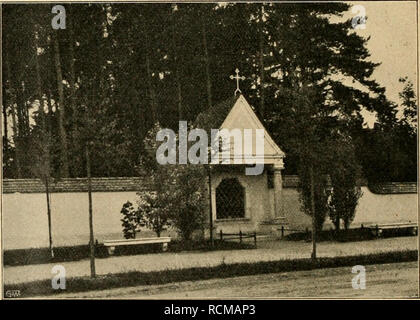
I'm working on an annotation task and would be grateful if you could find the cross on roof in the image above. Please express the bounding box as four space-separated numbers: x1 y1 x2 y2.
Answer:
230 68 245 96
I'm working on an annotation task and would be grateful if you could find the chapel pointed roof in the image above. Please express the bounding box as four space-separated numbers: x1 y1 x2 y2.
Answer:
194 94 285 166
194 95 238 132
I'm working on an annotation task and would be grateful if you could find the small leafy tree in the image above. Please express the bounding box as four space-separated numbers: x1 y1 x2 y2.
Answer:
29 126 56 258
120 201 142 239
169 165 208 242
283 84 331 234
298 163 331 233
137 123 207 241
327 134 363 231
136 123 175 237
138 191 171 237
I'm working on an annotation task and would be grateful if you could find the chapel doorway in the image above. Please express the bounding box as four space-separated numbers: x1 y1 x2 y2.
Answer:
215 178 245 219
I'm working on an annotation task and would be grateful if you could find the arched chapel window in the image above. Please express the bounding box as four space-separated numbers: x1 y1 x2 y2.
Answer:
216 178 245 219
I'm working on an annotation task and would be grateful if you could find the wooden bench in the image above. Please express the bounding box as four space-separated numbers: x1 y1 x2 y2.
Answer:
364 223 418 237
103 237 171 255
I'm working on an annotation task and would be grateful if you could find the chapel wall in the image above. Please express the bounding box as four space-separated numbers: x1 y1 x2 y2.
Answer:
212 170 271 234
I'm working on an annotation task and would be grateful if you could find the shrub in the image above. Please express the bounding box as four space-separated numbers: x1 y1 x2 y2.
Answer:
120 201 142 239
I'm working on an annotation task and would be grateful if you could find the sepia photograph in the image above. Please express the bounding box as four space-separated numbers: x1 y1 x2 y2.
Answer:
1 1 418 301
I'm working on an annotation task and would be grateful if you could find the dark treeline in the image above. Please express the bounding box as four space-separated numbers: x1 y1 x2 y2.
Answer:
2 3 417 182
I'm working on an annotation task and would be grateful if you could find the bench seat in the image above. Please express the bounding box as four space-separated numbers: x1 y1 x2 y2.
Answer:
364 223 418 237
103 237 171 255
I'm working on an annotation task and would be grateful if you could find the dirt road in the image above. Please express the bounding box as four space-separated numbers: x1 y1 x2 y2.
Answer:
57 262 418 299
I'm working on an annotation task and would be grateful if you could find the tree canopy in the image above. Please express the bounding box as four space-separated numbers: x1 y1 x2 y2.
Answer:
2 3 417 182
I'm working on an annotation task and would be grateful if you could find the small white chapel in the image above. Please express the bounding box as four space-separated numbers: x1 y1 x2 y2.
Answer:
196 91 287 235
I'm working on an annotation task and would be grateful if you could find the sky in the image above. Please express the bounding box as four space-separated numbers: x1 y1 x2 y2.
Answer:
342 1 417 126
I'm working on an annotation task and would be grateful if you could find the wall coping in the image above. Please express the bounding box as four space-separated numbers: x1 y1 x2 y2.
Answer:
2 177 149 194
2 176 417 194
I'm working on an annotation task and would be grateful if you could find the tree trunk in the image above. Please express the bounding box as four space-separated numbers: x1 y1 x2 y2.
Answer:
141 16 158 124
258 5 265 119
201 15 213 109
334 216 340 231
86 142 96 278
3 104 8 144
310 165 317 260
46 88 54 135
34 29 46 129
208 165 214 247
5 55 22 178
36 28 54 257
344 217 349 231
45 178 54 259
145 56 157 122
171 6 183 120
333 215 340 239
53 31 70 177
16 82 29 138
68 16 78 144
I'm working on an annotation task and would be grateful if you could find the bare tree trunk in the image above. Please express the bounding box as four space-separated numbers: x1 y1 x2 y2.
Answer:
34 29 46 128
45 178 54 259
2 104 8 144
36 29 54 256
201 15 212 109
335 216 340 231
86 142 96 278
207 165 214 247
5 56 22 178
310 165 317 260
10 106 21 178
3 52 9 144
145 53 157 124
16 83 29 138
53 31 70 177
68 17 78 140
171 6 183 120
83 72 96 277
141 17 158 124
19 80 30 135
17 83 29 177
9 103 18 145
46 88 54 135
258 5 265 119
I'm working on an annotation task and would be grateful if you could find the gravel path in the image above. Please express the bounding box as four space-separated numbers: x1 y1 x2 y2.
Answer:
4 236 417 285
56 262 419 299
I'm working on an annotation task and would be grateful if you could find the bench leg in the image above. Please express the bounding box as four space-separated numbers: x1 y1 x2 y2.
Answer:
107 246 115 255
162 243 168 252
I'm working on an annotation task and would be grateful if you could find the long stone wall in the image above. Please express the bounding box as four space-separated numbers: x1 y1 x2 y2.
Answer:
2 177 417 250
3 191 140 250
282 187 418 231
